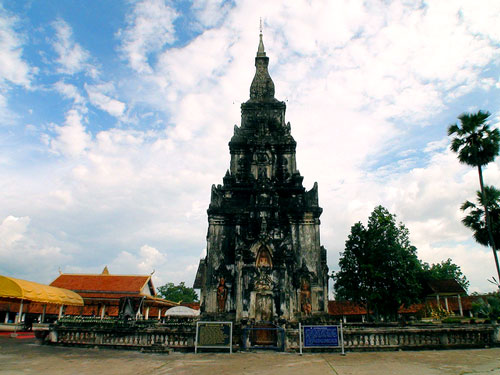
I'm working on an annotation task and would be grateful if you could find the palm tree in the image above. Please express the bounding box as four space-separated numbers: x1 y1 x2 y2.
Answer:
461 186 500 248
448 110 500 282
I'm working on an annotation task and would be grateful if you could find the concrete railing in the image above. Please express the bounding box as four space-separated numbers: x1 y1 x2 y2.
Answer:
342 325 497 350
45 321 196 352
286 324 499 351
43 320 500 352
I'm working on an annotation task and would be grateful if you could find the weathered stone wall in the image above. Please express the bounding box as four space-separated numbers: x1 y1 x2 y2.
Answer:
196 35 329 324
43 321 500 352
288 324 500 352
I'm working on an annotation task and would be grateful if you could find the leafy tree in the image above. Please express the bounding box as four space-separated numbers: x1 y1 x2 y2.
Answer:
448 110 500 282
420 258 469 292
461 186 500 250
334 206 422 320
156 282 198 303
471 292 500 320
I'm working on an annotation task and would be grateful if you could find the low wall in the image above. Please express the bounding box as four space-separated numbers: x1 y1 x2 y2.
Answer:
44 319 500 352
43 320 196 352
287 324 499 352
0 323 25 332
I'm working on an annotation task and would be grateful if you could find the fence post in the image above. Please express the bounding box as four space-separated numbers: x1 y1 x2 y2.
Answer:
299 323 302 355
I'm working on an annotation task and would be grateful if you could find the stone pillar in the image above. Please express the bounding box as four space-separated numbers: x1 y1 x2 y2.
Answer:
158 308 162 320
41 305 46 323
145 306 150 320
444 297 449 312
16 300 24 323
5 312 9 323
100 305 106 319
458 295 463 317
235 259 243 320
58 305 64 319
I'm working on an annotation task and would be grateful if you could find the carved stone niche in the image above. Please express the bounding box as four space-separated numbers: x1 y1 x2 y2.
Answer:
256 246 272 268
216 277 228 313
299 278 312 316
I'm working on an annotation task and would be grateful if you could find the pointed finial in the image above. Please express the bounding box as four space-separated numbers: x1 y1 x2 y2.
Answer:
257 18 266 57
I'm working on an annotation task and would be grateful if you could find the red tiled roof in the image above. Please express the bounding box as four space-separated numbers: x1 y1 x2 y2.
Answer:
328 301 367 315
426 279 466 295
50 274 152 295
328 295 480 316
181 302 200 310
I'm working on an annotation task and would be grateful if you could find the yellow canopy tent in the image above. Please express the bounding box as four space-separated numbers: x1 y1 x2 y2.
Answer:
0 275 83 306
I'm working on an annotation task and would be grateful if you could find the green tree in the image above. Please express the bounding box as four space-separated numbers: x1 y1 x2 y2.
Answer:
334 206 422 320
157 282 198 303
421 258 469 292
461 186 500 250
471 292 500 320
448 110 500 282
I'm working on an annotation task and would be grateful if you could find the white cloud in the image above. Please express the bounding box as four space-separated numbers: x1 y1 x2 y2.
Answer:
0 215 70 283
0 215 30 247
191 0 232 28
50 109 91 157
0 6 31 87
85 83 126 118
54 80 86 110
3 0 500 294
118 0 178 73
52 18 95 76
0 5 32 123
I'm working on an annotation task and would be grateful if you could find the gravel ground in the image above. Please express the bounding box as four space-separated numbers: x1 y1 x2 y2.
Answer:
1 337 500 375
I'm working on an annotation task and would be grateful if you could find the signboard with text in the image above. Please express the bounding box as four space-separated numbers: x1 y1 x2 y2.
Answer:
195 321 232 353
303 325 339 347
299 324 344 355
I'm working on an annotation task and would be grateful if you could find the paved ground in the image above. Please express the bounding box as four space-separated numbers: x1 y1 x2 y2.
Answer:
1 337 500 375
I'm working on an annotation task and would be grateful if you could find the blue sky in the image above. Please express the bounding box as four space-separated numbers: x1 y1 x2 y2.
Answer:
1 0 500 294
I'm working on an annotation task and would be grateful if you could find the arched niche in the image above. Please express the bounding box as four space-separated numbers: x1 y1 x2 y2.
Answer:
256 246 272 268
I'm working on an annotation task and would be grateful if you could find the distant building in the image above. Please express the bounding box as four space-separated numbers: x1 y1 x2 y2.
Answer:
0 268 178 327
50 267 178 319
329 279 472 323
0 275 83 330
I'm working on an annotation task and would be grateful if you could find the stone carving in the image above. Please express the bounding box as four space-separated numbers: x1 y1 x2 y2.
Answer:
300 279 312 316
255 269 273 291
256 247 272 267
216 277 228 312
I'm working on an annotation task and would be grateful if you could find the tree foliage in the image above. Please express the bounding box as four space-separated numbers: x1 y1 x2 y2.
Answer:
471 292 500 320
448 110 500 282
448 110 500 168
334 206 422 320
461 185 500 249
156 282 198 303
420 258 469 292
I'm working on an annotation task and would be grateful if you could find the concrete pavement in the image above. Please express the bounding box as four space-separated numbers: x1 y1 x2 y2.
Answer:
1 337 499 375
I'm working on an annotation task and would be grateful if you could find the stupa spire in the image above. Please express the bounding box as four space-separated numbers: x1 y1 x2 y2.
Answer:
249 20 275 102
257 18 266 57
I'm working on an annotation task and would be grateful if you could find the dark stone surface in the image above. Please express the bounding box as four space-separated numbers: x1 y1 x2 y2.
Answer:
195 34 329 324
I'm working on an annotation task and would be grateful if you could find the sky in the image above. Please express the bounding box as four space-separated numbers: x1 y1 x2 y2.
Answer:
1 0 500 296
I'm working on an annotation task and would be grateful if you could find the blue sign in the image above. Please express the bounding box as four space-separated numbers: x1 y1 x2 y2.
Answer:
303 325 339 347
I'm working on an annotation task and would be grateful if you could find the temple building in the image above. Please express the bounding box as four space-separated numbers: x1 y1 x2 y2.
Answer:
194 32 329 323
0 268 178 329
